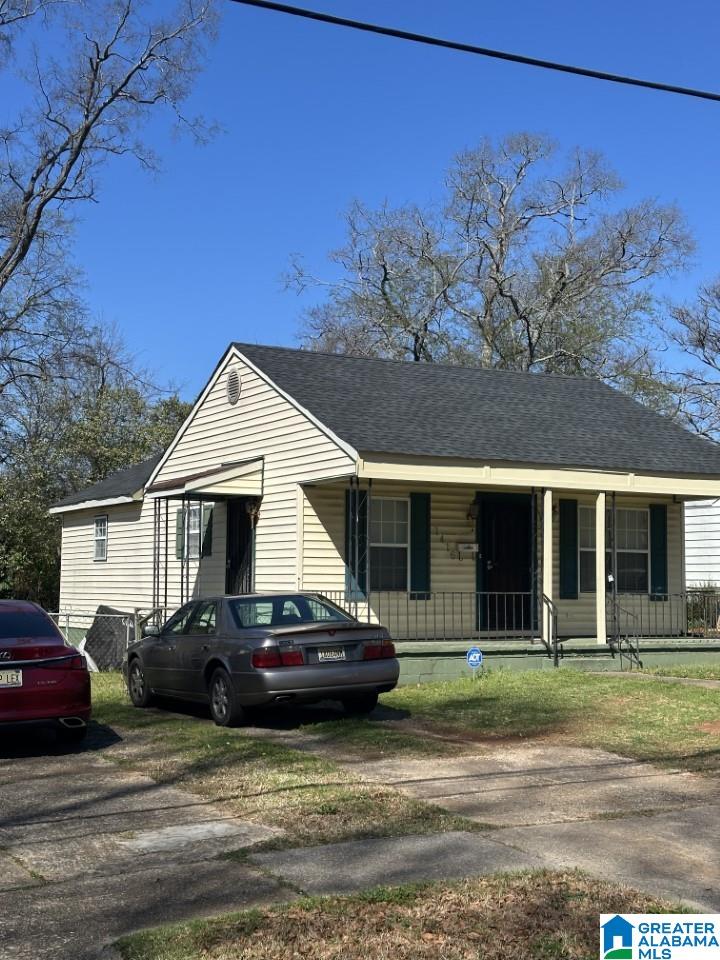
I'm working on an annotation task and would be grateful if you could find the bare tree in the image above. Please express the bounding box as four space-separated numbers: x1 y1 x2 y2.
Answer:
0 0 217 396
669 280 720 437
293 134 692 401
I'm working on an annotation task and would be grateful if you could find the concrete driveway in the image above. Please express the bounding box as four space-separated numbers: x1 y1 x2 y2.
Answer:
0 727 294 960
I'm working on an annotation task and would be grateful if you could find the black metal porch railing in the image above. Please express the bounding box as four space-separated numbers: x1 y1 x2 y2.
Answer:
607 589 720 640
319 588 720 644
318 591 539 642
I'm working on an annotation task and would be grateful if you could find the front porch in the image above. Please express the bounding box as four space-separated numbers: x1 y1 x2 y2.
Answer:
300 474 718 652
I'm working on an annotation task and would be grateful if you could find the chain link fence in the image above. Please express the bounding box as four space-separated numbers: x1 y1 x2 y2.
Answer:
49 606 165 671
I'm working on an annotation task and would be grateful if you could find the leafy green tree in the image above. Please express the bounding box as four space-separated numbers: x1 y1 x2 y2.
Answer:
0 329 190 607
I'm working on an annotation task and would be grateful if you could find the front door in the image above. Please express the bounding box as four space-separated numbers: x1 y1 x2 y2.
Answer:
226 499 254 594
476 493 534 632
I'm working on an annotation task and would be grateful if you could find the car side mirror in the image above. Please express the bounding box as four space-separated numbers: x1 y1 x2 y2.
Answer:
142 624 161 637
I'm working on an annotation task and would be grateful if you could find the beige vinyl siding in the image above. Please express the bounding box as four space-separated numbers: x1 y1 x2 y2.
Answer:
58 499 227 614
151 353 354 592
685 499 720 586
553 494 683 637
58 502 155 611
303 481 491 639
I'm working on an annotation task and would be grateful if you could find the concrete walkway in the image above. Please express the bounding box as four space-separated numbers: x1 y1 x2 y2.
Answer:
0 729 295 960
251 740 720 912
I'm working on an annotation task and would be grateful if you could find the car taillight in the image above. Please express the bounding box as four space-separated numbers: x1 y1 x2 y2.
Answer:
251 647 305 668
280 649 304 666
252 647 282 668
363 640 395 660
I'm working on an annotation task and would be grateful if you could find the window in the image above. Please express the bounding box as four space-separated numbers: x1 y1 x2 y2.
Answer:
163 603 196 635
229 595 352 629
187 505 201 559
94 516 108 562
0 610 61 640
369 498 409 591
578 506 649 594
186 601 217 635
176 503 213 561
615 508 649 593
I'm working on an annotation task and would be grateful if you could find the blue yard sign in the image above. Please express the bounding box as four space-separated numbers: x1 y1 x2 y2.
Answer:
466 646 483 670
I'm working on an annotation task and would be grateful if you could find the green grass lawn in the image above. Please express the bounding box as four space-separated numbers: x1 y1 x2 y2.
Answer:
642 664 720 681
91 665 720 856
91 674 472 849
380 668 720 773
115 871 681 960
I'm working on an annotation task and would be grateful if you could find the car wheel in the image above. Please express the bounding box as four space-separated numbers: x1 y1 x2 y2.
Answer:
208 668 244 727
128 659 153 708
61 724 88 744
342 691 379 716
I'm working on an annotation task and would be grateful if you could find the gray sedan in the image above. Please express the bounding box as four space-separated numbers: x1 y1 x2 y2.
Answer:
124 593 399 726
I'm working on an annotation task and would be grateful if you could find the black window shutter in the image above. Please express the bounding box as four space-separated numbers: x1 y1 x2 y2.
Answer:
409 492 431 599
649 504 668 600
344 489 368 596
558 499 578 599
201 504 213 558
175 508 185 560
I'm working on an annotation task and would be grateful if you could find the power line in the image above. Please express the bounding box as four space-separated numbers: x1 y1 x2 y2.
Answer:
229 0 720 104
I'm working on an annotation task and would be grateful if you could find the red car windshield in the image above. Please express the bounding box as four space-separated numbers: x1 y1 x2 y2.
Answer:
0 610 61 640
229 595 353 629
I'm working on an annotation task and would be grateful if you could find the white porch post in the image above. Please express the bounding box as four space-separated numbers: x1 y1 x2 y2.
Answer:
595 491 607 645
542 489 553 645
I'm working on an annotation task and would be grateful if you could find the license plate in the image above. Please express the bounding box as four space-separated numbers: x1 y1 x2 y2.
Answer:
317 648 345 662
0 669 22 687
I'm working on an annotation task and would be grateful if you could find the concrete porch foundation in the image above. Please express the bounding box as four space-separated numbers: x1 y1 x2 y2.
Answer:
395 638 720 685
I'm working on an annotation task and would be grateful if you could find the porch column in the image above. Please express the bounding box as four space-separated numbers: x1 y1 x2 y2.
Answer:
542 489 553 645
595 491 607 645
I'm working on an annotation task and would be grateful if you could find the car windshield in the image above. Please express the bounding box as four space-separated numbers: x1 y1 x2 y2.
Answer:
229 595 353 629
0 610 60 639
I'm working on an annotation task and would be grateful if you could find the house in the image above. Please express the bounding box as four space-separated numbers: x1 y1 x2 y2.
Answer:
685 498 720 586
50 343 720 658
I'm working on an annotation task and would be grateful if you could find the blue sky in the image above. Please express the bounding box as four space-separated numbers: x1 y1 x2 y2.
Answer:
67 0 720 398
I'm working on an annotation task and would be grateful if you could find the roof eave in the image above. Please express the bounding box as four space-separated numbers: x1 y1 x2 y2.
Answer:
48 493 142 516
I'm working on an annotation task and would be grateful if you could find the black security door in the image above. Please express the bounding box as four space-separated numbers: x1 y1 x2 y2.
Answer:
477 493 533 631
226 499 254 594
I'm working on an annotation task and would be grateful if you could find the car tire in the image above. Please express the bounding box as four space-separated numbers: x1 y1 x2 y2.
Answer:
208 667 244 727
127 659 154 708
342 691 379 716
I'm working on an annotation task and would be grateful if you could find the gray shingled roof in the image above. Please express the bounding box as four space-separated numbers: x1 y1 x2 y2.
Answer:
236 343 720 476
52 454 163 509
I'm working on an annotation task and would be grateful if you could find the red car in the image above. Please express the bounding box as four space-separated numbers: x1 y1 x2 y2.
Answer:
0 600 91 741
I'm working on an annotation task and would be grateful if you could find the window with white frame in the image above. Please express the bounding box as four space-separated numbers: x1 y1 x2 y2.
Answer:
578 505 649 594
614 508 649 593
369 498 409 591
94 516 108 562
187 504 201 560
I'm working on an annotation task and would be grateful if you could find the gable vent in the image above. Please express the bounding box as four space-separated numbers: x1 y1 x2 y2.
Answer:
226 368 241 406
